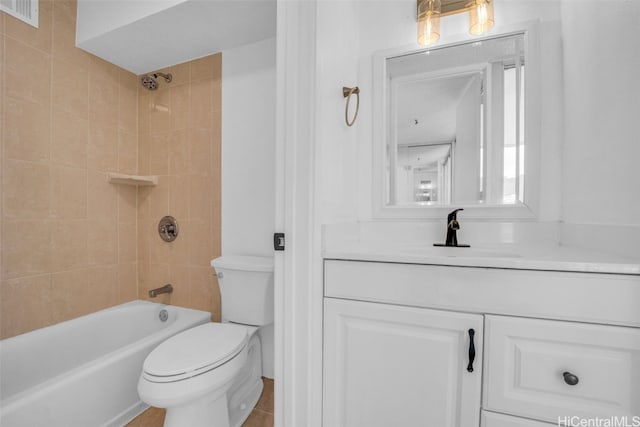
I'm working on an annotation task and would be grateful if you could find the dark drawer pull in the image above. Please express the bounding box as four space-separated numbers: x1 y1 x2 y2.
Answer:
563 371 579 386
467 329 476 373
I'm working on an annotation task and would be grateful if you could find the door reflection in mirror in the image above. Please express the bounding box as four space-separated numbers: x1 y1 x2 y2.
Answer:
395 142 453 204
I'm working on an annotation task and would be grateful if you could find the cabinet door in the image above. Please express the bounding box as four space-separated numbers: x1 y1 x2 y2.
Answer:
323 298 483 427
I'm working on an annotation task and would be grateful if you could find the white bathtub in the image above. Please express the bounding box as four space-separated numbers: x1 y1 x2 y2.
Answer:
0 300 211 427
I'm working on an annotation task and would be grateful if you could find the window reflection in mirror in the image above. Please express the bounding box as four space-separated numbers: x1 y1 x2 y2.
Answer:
385 33 525 207
502 63 525 203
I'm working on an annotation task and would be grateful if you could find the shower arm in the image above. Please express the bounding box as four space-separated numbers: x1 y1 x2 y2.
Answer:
153 72 172 83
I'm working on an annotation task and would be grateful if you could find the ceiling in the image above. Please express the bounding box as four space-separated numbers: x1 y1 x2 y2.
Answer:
76 0 276 75
396 73 478 146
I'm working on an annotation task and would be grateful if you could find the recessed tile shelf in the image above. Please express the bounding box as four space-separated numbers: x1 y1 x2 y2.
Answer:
108 173 158 186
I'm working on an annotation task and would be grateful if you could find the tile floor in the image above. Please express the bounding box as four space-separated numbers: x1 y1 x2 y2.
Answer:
126 377 274 427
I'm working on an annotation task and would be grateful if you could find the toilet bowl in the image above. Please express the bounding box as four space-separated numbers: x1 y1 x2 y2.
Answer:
138 255 273 427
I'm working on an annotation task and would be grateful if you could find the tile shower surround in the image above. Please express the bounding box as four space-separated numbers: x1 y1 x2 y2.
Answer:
0 1 222 338
136 53 222 321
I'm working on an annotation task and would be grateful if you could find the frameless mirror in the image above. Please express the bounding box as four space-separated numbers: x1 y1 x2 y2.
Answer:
374 30 538 218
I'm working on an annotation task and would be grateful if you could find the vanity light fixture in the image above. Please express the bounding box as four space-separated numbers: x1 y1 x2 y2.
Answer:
417 0 495 46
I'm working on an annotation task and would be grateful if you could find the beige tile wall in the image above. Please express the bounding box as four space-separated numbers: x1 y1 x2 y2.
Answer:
137 55 222 321
0 0 138 338
1 2 222 339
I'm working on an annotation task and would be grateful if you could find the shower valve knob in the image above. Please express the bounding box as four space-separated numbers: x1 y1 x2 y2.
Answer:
158 216 179 242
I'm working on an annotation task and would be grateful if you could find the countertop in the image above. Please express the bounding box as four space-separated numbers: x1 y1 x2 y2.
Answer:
323 244 640 275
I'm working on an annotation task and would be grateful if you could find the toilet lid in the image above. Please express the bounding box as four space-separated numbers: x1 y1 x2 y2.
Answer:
143 323 248 382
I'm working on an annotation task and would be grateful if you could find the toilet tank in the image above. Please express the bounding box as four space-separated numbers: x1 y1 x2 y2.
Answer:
211 255 274 326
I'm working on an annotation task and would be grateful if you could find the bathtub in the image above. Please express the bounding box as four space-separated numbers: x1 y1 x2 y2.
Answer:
0 300 211 427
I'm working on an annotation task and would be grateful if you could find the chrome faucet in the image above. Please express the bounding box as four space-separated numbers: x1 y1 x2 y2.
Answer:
434 208 470 248
148 284 173 298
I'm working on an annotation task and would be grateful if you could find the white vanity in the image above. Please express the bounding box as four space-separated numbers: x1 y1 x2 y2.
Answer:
322 249 640 427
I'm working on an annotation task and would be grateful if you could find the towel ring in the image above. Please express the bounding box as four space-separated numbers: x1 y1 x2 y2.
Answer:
343 86 360 127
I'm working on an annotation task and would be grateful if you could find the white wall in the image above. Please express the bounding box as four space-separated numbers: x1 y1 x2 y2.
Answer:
560 0 640 226
345 0 564 222
77 0 187 43
76 0 276 74
222 37 277 256
317 0 639 228
315 0 361 224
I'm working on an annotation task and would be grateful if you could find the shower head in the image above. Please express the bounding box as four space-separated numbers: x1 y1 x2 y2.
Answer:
140 75 159 90
140 72 173 90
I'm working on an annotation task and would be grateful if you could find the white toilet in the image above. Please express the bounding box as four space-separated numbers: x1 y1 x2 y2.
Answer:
138 255 274 427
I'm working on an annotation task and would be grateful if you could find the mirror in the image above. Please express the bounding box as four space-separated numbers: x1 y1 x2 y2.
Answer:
374 30 538 218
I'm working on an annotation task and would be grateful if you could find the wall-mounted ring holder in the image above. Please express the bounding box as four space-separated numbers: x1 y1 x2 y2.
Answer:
158 216 179 242
343 86 360 127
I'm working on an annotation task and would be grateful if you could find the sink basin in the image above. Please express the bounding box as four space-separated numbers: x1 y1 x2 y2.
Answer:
398 246 522 259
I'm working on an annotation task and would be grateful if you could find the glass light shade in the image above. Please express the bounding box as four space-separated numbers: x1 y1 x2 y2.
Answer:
469 0 494 35
417 0 441 45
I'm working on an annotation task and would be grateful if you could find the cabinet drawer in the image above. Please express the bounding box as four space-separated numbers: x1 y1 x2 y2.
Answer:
324 260 640 327
481 411 554 427
484 315 640 423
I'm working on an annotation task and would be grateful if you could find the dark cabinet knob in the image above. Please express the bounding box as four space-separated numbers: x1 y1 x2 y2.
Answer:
563 371 579 386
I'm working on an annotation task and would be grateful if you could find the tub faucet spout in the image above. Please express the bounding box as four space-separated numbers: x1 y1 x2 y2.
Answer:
149 284 173 298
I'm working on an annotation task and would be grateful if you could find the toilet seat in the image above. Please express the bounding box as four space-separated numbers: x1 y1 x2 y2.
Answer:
143 323 248 383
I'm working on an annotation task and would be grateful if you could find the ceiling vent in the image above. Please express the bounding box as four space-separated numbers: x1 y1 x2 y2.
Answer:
1 0 38 28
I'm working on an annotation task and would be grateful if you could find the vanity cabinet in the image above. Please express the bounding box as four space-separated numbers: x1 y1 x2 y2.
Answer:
323 259 640 427
323 298 483 427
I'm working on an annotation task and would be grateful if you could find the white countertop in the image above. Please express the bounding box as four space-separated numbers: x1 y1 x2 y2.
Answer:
323 244 640 275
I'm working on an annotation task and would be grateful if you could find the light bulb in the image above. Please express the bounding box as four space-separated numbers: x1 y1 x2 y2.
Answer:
417 0 441 45
469 0 494 35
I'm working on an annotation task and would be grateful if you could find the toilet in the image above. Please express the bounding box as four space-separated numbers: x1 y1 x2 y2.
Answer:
137 255 274 427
